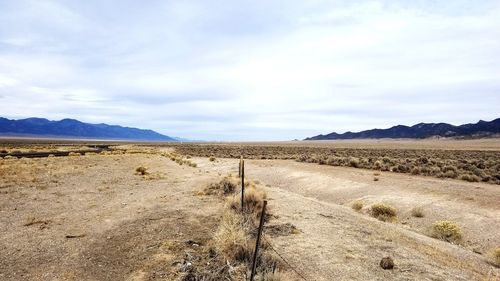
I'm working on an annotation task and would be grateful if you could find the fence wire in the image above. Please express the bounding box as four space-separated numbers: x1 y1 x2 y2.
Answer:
263 236 308 281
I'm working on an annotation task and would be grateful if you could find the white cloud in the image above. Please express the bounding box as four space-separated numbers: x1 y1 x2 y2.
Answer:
0 0 499 140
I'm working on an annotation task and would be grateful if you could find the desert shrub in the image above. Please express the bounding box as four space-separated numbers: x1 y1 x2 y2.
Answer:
371 203 397 221
373 177 379 181
411 206 424 218
444 170 457 178
209 156 216 162
459 174 480 182
204 178 237 195
351 201 363 211
228 186 267 219
349 157 360 168
492 248 500 266
171 144 500 185
213 211 252 262
135 166 148 175
432 220 462 243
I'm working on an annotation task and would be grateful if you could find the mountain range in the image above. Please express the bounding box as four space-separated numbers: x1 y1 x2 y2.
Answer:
305 118 500 140
0 117 176 141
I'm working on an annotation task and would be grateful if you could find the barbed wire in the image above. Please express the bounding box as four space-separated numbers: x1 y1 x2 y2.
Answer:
263 236 308 281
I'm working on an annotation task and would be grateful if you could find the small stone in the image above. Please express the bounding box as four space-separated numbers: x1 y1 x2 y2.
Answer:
380 257 394 270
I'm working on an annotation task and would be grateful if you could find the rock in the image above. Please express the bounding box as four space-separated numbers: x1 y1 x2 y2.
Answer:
380 257 394 270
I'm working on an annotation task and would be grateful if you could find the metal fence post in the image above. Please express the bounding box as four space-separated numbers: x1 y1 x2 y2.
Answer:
239 156 243 178
250 200 267 281
241 159 245 212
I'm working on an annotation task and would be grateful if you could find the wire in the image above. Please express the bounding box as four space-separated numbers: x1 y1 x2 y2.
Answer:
263 236 308 281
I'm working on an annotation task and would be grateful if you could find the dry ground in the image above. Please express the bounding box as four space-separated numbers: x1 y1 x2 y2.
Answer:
194 157 500 280
1 143 499 280
0 152 225 280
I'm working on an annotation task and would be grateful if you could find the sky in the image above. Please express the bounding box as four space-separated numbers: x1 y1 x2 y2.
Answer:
0 0 499 141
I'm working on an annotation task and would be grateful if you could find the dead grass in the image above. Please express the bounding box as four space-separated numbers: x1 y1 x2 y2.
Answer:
351 201 363 211
491 247 500 267
202 177 238 195
370 203 397 222
432 220 462 243
213 210 253 262
228 185 267 221
202 176 285 278
135 166 148 175
411 206 425 218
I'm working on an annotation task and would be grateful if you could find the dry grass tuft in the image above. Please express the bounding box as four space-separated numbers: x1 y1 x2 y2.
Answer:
491 247 500 267
432 220 462 243
213 211 252 262
371 203 397 222
351 201 363 211
411 206 425 218
203 177 238 195
135 166 148 175
228 186 267 220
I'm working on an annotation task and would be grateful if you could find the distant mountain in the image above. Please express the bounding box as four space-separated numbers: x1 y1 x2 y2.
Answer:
0 117 176 141
305 118 500 140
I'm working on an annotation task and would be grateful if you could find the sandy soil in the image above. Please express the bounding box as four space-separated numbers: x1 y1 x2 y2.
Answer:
0 153 223 280
194 157 500 280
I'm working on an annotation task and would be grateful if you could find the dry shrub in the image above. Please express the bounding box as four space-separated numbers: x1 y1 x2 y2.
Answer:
492 248 500 266
351 201 363 211
373 177 379 181
209 156 216 162
135 166 148 175
432 220 462 243
349 157 360 167
228 186 267 219
213 211 252 262
203 177 238 195
371 203 397 222
459 174 480 182
411 206 424 218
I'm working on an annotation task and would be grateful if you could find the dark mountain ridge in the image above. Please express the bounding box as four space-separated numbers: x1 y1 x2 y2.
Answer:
306 118 500 140
0 117 176 141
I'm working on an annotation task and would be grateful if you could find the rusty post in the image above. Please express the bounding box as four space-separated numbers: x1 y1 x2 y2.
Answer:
238 156 242 178
241 159 245 212
250 200 267 281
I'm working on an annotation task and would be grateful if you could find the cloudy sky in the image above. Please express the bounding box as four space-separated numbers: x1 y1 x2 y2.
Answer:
0 0 499 140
